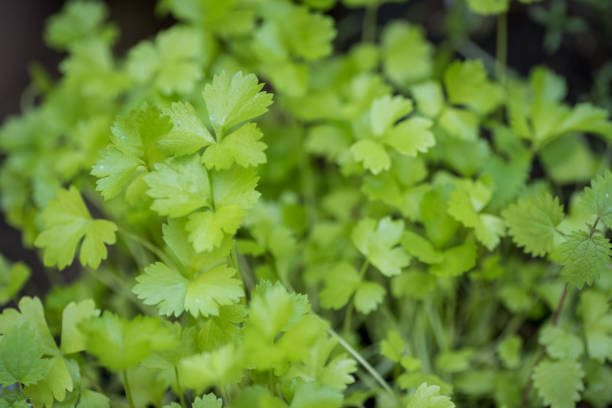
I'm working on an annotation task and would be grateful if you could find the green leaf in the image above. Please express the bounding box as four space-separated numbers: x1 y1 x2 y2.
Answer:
539 326 584 360
350 139 390 175
0 256 30 305
159 102 215 156
77 390 110 408
34 187 117 270
406 383 455 408
557 231 611 288
444 60 503 114
45 1 115 49
92 104 171 200
319 262 361 310
180 344 243 391
202 71 273 136
203 123 267 170
24 356 74 408
380 330 405 362
79 312 178 371
401 231 442 264
184 265 244 317
186 206 244 252
502 193 564 257
583 171 612 228
60 299 100 354
133 262 188 317
0 324 49 386
351 217 411 276
497 335 522 369
144 154 211 217
429 241 477 277
290 381 342 408
382 22 432 85
533 360 584 408
212 167 261 209
192 394 223 408
370 95 413 137
384 117 435 157
353 281 385 314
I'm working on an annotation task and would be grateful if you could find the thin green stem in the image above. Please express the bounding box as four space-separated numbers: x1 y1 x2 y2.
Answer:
424 299 448 351
123 371 135 408
175 366 187 408
118 228 173 267
328 327 397 403
496 12 508 84
362 5 378 43
343 260 369 335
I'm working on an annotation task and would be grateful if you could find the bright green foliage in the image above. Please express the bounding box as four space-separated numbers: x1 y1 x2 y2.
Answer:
497 335 522 369
0 324 49 386
582 170 612 228
127 26 204 95
557 231 611 288
202 71 273 136
444 60 503 115
539 326 584 360
60 299 100 354
502 193 565 256
532 360 584 408
405 383 455 408
352 217 411 276
2 1 612 408
79 312 178 371
0 255 30 305
34 187 117 269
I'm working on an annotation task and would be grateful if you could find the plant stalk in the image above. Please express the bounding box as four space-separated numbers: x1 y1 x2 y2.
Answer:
496 12 508 84
123 371 136 408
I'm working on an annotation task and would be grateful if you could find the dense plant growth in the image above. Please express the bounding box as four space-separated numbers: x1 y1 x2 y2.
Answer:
0 0 611 407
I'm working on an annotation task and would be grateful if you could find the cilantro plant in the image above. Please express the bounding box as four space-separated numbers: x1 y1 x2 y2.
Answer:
0 1 611 408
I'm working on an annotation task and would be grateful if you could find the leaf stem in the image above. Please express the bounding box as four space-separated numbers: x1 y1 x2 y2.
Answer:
328 327 397 402
496 12 508 84
118 228 173 267
362 5 378 43
175 366 187 408
343 260 369 335
123 371 136 408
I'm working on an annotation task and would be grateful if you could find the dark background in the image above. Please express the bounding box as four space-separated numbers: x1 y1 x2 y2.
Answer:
1 0 611 294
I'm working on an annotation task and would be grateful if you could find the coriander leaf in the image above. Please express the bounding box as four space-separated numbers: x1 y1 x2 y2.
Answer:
202 71 273 136
92 105 171 200
319 262 361 310
0 255 30 305
351 217 411 276
133 262 188 317
502 193 564 257
429 241 477 277
401 231 442 264
533 360 584 408
381 330 405 362
578 290 612 361
290 381 342 408
497 335 522 369
127 26 203 95
406 383 455 408
438 107 479 141
77 389 110 408
382 22 432 86
557 231 611 288
34 186 117 270
582 171 612 228
184 265 243 317
60 299 100 354
24 356 74 408
444 60 503 114
0 324 49 386
370 95 413 137
144 154 211 217
202 123 267 170
353 281 385 314
45 1 115 50
350 140 390 174
186 206 244 252
212 167 260 209
192 394 223 408
384 117 435 157
539 326 584 360
179 344 243 390
411 81 444 118
159 102 215 155
79 312 178 371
